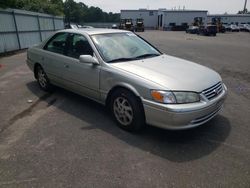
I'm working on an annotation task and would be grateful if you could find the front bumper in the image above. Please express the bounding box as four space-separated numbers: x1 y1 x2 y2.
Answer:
142 84 228 130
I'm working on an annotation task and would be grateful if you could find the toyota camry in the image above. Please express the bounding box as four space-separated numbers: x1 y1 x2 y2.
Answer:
26 29 227 132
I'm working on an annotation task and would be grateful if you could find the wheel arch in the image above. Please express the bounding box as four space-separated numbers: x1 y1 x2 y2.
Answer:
105 83 142 107
34 63 42 79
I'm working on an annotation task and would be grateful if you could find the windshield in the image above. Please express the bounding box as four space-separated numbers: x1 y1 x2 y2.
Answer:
91 32 161 62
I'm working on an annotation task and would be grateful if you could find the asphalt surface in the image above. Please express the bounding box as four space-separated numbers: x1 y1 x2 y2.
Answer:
0 31 250 187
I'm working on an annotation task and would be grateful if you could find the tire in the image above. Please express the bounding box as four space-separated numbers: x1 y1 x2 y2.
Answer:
110 89 145 132
35 65 52 92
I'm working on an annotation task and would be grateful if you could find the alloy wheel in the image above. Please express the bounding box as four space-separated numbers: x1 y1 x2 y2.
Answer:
37 68 47 88
113 97 134 126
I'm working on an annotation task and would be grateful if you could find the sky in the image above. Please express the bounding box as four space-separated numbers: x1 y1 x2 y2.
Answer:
76 0 250 14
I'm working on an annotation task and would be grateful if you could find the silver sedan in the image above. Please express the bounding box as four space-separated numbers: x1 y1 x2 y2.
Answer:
26 29 227 132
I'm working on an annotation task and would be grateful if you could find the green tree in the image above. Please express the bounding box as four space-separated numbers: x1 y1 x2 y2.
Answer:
238 8 250 14
0 0 64 15
63 0 120 24
0 0 120 22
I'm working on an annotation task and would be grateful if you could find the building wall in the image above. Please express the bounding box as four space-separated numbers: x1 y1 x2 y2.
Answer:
120 10 158 28
208 15 250 25
121 9 250 30
0 9 64 54
161 11 208 27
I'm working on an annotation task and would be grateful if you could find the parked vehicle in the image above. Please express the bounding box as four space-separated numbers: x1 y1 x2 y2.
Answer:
119 19 125 30
111 24 118 29
26 29 227 132
79 25 94 29
124 19 134 31
186 26 199 34
211 17 226 33
198 25 217 36
193 17 203 27
65 24 94 29
239 24 250 32
65 24 79 29
239 24 245 31
223 24 231 31
220 25 226 33
230 24 240 32
245 25 250 32
135 18 144 32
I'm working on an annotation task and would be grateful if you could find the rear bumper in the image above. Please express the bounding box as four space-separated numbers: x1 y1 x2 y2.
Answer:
142 84 227 130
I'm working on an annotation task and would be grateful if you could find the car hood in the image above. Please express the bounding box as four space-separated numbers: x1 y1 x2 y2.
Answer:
110 54 221 92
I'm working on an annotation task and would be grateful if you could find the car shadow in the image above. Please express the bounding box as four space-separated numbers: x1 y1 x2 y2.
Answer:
26 81 231 163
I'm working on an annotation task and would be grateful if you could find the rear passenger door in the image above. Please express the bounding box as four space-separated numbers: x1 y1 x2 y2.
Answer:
42 32 69 83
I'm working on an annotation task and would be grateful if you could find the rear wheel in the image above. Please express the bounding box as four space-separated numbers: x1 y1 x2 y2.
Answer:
110 89 145 132
35 65 52 92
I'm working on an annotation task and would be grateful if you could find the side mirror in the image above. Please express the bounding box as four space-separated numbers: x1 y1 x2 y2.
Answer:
79 55 99 65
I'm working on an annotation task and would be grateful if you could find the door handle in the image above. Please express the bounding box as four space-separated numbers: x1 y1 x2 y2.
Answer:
64 64 69 68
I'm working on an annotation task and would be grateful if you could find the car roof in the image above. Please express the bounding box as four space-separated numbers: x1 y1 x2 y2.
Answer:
58 28 129 35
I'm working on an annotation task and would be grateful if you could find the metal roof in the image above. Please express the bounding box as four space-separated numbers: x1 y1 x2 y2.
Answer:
121 9 207 13
208 14 250 17
161 10 208 13
121 9 158 12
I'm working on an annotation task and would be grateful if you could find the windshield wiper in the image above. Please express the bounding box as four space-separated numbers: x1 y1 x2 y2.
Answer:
107 53 160 63
107 57 136 63
134 53 160 59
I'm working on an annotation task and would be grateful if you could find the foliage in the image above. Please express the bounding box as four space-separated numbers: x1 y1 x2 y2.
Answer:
0 0 120 22
64 0 120 23
0 0 64 15
238 9 250 14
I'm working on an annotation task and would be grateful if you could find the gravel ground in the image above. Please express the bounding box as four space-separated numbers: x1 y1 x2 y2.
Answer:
0 31 249 187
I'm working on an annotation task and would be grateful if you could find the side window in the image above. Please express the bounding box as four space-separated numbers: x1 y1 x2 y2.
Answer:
68 34 94 59
44 33 68 55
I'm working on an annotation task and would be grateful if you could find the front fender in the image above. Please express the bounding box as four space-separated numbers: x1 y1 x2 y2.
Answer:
99 66 165 104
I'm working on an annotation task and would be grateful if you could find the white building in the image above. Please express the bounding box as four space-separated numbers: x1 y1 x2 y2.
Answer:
208 14 250 25
121 9 250 30
121 9 208 29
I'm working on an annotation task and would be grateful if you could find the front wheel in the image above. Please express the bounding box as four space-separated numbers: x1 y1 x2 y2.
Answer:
110 89 145 132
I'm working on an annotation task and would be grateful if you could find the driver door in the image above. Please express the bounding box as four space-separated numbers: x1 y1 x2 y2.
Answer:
62 33 101 101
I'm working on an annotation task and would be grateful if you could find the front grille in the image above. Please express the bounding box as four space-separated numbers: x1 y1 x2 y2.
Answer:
202 82 223 100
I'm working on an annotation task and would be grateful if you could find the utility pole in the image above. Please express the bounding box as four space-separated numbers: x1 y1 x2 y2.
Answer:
244 0 248 13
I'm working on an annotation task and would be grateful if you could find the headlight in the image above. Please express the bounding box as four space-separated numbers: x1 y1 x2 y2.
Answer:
173 92 200 103
151 90 200 104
